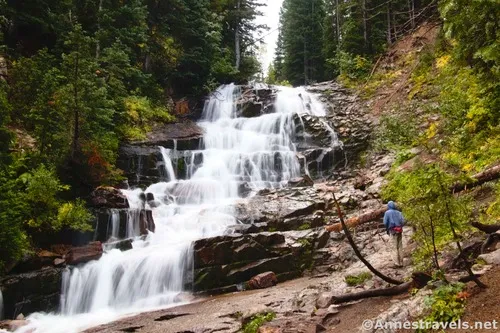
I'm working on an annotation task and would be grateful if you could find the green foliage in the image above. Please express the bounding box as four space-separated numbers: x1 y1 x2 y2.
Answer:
56 199 93 232
345 272 372 286
382 164 473 270
120 96 175 140
337 51 371 81
439 0 500 77
0 162 29 273
0 81 12 165
298 223 312 231
484 183 500 224
242 312 276 333
0 160 94 271
373 112 419 152
420 283 466 331
20 164 92 232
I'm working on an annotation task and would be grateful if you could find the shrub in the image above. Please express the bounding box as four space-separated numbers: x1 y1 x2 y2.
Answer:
243 312 276 333
420 282 466 331
345 272 372 286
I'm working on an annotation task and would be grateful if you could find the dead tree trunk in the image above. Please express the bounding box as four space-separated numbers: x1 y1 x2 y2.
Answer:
325 207 387 232
331 194 403 285
472 221 500 234
451 164 500 192
332 272 431 304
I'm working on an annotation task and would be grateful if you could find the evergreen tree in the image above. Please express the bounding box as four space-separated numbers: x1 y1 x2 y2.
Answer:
280 0 327 86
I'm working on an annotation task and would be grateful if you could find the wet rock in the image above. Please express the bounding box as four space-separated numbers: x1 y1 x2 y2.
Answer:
105 238 133 252
65 241 103 265
90 187 129 209
259 326 282 333
131 120 204 150
248 272 278 289
315 293 335 309
0 267 63 319
294 114 338 148
0 319 28 331
288 176 314 187
239 100 263 118
53 258 66 267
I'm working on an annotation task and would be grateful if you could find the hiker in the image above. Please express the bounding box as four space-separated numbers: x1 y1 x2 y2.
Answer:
383 201 405 267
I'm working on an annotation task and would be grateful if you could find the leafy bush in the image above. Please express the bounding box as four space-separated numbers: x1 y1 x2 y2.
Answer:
243 312 276 333
421 282 466 331
345 272 372 286
337 51 371 81
373 112 419 152
56 199 93 232
120 96 175 140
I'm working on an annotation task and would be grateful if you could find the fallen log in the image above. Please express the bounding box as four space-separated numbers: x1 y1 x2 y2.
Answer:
471 221 500 234
325 164 500 233
325 207 387 232
332 272 432 304
451 164 500 193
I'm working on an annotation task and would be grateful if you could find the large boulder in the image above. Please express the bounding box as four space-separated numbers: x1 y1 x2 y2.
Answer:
248 271 278 289
130 120 204 150
90 187 129 209
65 241 103 265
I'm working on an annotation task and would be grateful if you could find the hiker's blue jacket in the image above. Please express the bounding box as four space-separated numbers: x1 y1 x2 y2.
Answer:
383 201 405 232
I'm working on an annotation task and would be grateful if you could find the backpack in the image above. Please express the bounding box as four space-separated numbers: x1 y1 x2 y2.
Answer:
392 226 403 234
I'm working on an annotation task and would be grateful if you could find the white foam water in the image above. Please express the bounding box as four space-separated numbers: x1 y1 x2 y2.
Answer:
15 84 336 333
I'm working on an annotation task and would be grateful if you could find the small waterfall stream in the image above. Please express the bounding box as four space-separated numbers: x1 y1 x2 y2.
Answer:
16 84 338 333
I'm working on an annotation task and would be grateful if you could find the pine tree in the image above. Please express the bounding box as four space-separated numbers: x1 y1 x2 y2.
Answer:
280 0 327 86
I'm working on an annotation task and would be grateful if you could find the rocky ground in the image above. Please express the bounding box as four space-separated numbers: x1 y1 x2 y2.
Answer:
83 228 417 333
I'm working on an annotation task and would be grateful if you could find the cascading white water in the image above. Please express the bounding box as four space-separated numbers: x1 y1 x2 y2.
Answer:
159 146 177 182
107 209 120 240
16 84 336 333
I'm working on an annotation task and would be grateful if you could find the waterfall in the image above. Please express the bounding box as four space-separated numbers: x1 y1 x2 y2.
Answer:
159 146 177 182
16 84 336 333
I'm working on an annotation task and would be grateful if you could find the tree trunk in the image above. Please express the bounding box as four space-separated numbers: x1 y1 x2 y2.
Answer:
72 49 80 158
362 0 367 51
331 194 403 285
235 0 241 70
386 2 392 45
471 221 500 234
325 207 387 232
96 0 103 59
451 164 500 192
332 272 431 304
335 0 341 43
409 0 415 29
303 35 308 85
